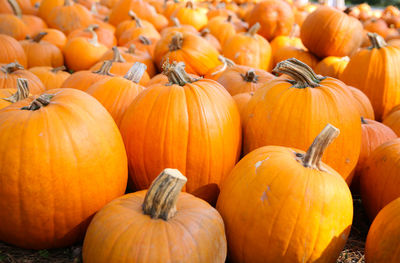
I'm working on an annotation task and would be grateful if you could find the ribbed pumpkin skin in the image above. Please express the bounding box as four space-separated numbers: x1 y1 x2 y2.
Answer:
216 146 353 263
29 67 70 90
154 32 221 76
0 34 27 68
300 6 363 58
83 192 227 263
244 78 361 183
347 86 375 120
20 39 64 69
383 107 400 136
314 56 349 79
61 70 112 91
86 77 145 127
352 119 397 192
120 80 241 193
0 88 128 249
341 44 400 120
360 138 400 219
365 198 400 263
217 66 274 96
0 66 45 95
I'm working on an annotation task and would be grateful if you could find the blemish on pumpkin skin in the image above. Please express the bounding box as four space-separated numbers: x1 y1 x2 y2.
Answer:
255 157 269 173
261 186 271 203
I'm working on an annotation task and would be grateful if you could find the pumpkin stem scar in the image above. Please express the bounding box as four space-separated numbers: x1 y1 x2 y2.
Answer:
21 94 55 111
296 124 340 171
273 58 322 89
2 78 29 103
162 59 200 86
142 168 187 221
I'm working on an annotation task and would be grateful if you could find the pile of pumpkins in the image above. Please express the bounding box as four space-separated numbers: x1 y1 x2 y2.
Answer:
0 0 400 262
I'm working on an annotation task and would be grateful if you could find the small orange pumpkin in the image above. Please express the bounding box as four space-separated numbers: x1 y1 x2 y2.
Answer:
315 56 349 79
0 62 45 94
28 66 70 90
0 34 27 68
68 24 116 49
273 45 319 69
118 15 161 47
161 16 199 37
171 1 208 31
39 28 67 51
0 78 30 109
383 105 400 136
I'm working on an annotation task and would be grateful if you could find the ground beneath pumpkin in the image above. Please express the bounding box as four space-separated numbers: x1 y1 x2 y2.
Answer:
0 195 369 263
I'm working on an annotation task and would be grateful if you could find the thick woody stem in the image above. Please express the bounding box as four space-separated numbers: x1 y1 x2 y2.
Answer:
142 169 187 221
162 59 198 86
93 60 114 76
2 78 30 103
51 66 66 73
111 46 126 63
21 94 54 111
368 33 387 49
124 62 147 83
168 32 183 51
33 32 48 43
0 62 24 74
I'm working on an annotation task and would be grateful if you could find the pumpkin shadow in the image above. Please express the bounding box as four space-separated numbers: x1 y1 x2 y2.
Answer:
191 183 220 207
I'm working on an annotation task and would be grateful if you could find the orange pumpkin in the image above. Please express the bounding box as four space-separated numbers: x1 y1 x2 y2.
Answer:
39 28 67 51
361 138 400 219
217 124 353 262
217 65 274 96
364 18 391 38
47 0 93 35
28 66 70 90
207 15 246 47
63 28 108 72
0 0 37 15
123 35 156 58
61 60 113 91
0 0 29 40
0 78 30 109
314 56 349 79
160 16 198 37
269 25 305 54
87 62 146 126
365 198 400 263
341 33 400 120
68 24 116 49
383 105 400 136
118 15 161 47
200 28 221 52
115 10 156 40
273 45 319 69
244 58 361 183
82 169 227 263
204 55 235 80
154 31 221 76
300 6 363 58
98 45 156 77
20 32 64 68
0 88 127 249
0 34 27 68
347 86 375 120
247 0 294 41
351 118 397 193
38 0 63 23
232 91 253 126
0 62 45 94
222 23 272 71
171 1 208 31
120 61 241 204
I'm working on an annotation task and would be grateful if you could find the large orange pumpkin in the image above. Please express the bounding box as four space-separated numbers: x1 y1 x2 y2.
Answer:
20 32 64 68
300 6 363 58
0 77 30 109
365 198 400 263
82 169 227 263
86 62 146 127
0 88 127 249
244 58 361 183
0 34 27 68
360 138 400 219
0 62 45 94
217 124 353 262
222 23 272 71
341 33 400 120
247 0 294 41
120 61 241 204
61 60 113 91
351 118 397 193
28 66 70 90
217 65 274 96
154 31 221 76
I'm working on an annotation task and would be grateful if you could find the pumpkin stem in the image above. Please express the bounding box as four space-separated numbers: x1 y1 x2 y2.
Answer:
0 62 24 74
298 124 340 171
211 55 235 76
135 16 143 28
142 169 187 221
7 0 22 18
241 69 258 83
169 32 183 51
127 44 136 54
361 117 368 124
186 1 193 9
111 46 126 63
171 17 181 27
87 27 100 46
368 33 387 49
272 58 321 89
33 32 48 43
162 59 197 86
64 0 72 6
90 3 98 15
247 23 260 37
84 24 99 32
139 35 152 45
21 94 54 111
200 28 210 37
128 10 138 20
2 78 30 103
124 62 147 83
227 14 233 22
93 60 113 76
50 66 66 73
